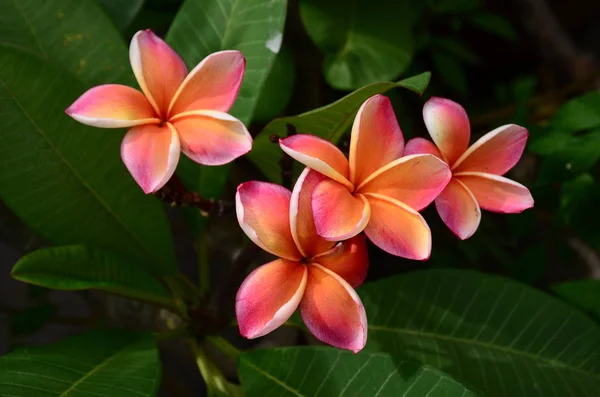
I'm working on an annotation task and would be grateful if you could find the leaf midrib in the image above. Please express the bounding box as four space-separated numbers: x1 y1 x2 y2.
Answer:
370 324 600 381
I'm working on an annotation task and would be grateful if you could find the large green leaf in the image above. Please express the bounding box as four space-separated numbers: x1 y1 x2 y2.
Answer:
12 245 174 309
248 72 431 182
553 279 600 321
0 47 176 274
0 329 160 396
97 0 146 31
361 269 600 396
239 347 480 396
0 0 131 85
300 0 418 90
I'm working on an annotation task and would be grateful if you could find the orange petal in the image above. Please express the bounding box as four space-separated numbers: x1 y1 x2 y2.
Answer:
312 180 370 241
120 123 180 194
129 30 187 117
455 172 534 213
363 193 431 260
290 168 335 257
300 264 367 353
404 137 443 158
236 182 302 261
168 50 245 116
236 259 307 339
357 154 451 211
349 95 404 186
435 178 481 240
453 124 528 175
279 134 352 189
423 97 470 165
66 84 160 128
313 235 369 288
171 111 252 166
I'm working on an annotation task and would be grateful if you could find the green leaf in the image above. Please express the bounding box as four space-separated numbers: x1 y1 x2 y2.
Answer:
470 13 517 41
12 246 174 309
0 0 131 85
248 72 431 182
553 279 600 321
0 47 177 275
432 52 468 95
0 329 160 396
300 0 418 90
11 303 56 337
362 269 600 396
239 347 480 396
435 38 480 64
97 0 146 31
551 90 600 132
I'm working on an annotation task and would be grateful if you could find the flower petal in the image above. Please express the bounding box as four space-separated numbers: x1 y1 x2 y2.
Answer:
236 182 302 261
280 134 352 189
314 235 369 288
435 179 481 240
312 180 370 241
290 168 335 257
66 84 160 128
452 124 528 175
236 259 307 339
404 137 443 158
171 110 252 166
168 50 245 116
423 97 470 165
120 123 180 194
455 172 534 213
349 95 404 186
363 193 431 260
129 30 187 117
357 154 451 211
300 264 367 353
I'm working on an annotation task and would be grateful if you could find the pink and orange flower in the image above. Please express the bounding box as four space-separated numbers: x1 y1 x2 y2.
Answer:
279 94 451 260
66 30 252 194
405 97 534 239
235 168 369 353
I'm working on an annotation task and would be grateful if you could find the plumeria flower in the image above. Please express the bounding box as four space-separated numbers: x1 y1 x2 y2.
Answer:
236 168 369 353
279 95 451 260
66 30 252 194
404 97 534 240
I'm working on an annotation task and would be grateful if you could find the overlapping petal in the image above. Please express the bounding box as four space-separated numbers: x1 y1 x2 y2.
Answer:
236 182 302 261
404 137 443 158
349 95 405 186
120 123 180 194
314 235 369 288
236 259 307 339
167 50 245 117
312 180 370 241
300 264 367 353
453 124 528 175
456 172 534 213
423 97 470 165
65 84 160 128
357 154 451 211
171 110 251 166
129 30 187 117
363 193 431 260
435 179 481 240
280 135 352 189
290 168 335 257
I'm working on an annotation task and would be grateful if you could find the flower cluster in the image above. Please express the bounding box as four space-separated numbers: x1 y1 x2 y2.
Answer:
66 30 533 354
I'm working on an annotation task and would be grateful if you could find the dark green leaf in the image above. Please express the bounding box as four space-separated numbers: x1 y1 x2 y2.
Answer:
362 269 600 396
470 13 517 41
551 90 600 132
553 279 600 321
11 303 56 337
239 347 480 396
432 52 468 95
436 38 479 64
12 246 173 308
0 47 177 275
300 0 418 90
0 0 131 85
248 72 431 182
0 329 160 396
97 0 146 31
560 174 600 240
